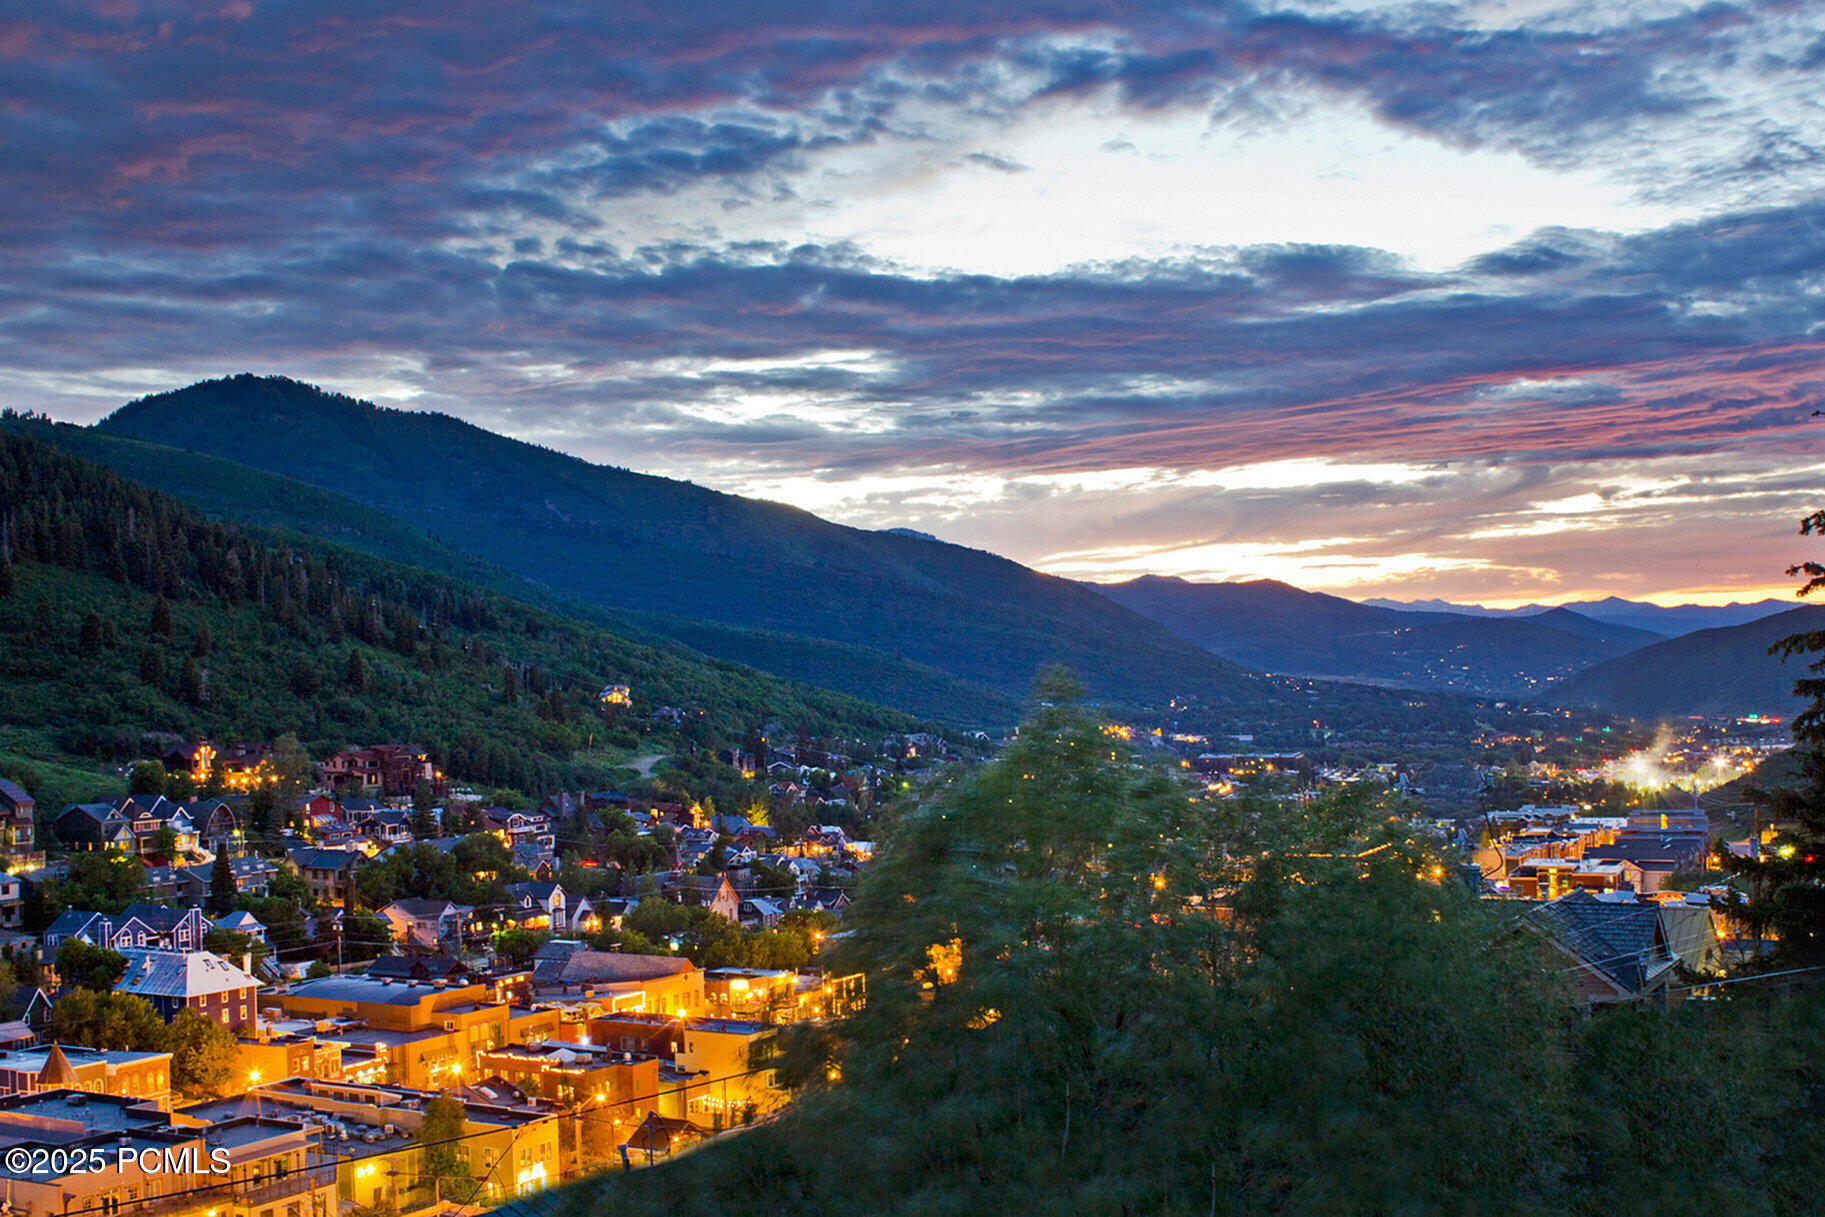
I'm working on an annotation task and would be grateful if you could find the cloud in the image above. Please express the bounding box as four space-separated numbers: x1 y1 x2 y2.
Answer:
5 1 1825 602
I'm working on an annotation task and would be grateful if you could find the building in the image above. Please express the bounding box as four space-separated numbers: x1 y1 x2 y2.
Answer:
379 896 474 950
530 940 705 1014
268 974 558 1089
704 968 798 1021
0 1089 334 1217
0 778 39 867
484 807 557 852
478 1039 660 1122
667 873 741 923
115 948 262 1030
0 1042 173 1106
286 845 364 904
232 1024 346 1090
320 743 443 798
585 1012 786 1126
53 801 133 852
198 1077 562 1207
1528 890 1719 1008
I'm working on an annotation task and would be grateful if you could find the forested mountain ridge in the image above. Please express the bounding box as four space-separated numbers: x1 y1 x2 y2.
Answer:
17 418 1022 727
95 374 1286 717
0 428 934 802
1548 604 1825 720
1093 575 1653 697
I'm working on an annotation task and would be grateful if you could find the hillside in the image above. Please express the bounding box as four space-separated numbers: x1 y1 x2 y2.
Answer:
1521 607 1662 648
1093 576 1648 697
0 429 936 803
1548 604 1825 720
9 421 1020 726
95 375 1281 717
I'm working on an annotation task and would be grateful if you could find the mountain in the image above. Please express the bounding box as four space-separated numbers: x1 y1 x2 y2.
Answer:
1519 607 1662 649
1548 605 1825 720
0 428 937 803
1363 594 1790 637
92 375 1279 720
1093 576 1652 698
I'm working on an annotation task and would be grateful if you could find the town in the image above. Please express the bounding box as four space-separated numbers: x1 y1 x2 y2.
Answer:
0 728 933 1215
0 695 1798 1217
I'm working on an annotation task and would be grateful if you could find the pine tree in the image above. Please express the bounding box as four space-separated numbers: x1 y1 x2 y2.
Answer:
1732 507 1825 961
137 648 163 686
345 648 366 692
0 555 14 597
78 609 105 654
181 656 205 705
208 849 235 916
150 597 173 636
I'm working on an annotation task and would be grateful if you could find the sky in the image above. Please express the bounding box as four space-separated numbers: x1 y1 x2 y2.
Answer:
5 1 1825 607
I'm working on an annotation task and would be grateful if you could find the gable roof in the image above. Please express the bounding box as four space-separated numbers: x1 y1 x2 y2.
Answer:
287 847 363 872
530 939 694 986
1530 891 1676 992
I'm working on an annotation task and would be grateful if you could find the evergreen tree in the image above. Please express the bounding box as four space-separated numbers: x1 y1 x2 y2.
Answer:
208 849 235 915
181 656 205 705
78 609 105 654
0 555 13 597
150 597 173 636
1732 507 1825 961
136 647 163 686
345 648 366 692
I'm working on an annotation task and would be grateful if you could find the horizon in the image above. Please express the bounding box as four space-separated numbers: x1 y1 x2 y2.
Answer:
8 3 1825 605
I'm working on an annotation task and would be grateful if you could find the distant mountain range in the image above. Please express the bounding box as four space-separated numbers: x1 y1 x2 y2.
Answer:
34 371 1814 729
86 375 1291 724
1092 576 1662 698
1361 594 1793 637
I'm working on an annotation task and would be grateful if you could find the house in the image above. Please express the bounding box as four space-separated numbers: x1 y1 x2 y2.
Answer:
0 778 38 864
379 897 473 950
0 871 19 931
117 795 176 855
1528 890 1714 1008
120 904 210 952
798 888 852 914
354 807 415 846
667 874 741 923
176 797 241 855
176 854 275 901
504 881 566 930
738 897 786 930
285 846 363 904
319 743 443 798
54 801 132 852
212 909 268 946
483 807 556 852
115 947 262 1030
568 894 599 934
